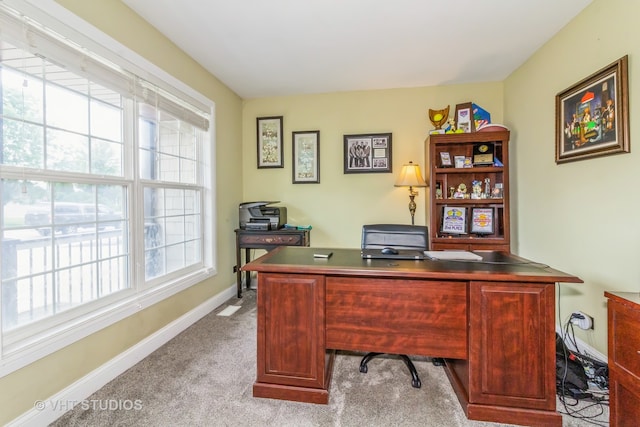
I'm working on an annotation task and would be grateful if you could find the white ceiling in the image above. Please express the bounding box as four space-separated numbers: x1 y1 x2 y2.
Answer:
122 0 593 99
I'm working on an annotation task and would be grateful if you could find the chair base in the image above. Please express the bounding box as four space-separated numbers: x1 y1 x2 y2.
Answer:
359 352 421 388
431 357 445 366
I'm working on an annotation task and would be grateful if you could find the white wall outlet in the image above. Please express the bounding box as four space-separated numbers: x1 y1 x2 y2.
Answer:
570 311 594 330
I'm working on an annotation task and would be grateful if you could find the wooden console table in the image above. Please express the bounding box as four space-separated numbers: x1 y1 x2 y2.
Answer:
243 247 582 426
234 228 310 298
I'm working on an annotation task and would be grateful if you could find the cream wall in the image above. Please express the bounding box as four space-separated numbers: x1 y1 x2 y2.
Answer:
3 0 631 423
0 0 243 424
242 85 503 247
505 0 639 355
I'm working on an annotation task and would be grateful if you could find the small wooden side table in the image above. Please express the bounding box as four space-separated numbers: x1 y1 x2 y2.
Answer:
234 228 310 297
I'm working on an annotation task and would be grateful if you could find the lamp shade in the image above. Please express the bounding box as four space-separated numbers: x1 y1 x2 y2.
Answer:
394 161 427 187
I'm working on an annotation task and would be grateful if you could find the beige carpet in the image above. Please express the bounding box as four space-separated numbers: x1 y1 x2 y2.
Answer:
51 290 608 426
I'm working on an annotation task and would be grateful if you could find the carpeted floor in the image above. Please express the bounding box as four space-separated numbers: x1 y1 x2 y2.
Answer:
51 290 609 426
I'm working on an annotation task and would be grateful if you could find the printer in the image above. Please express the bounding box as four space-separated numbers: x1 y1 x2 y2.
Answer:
239 201 287 230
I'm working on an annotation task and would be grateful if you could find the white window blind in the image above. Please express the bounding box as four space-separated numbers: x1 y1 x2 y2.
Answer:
0 0 214 377
0 4 209 131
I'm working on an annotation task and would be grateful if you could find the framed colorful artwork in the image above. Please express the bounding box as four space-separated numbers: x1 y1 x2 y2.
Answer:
555 56 629 163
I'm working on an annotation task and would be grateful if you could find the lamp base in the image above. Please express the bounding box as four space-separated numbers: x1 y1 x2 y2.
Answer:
408 187 418 225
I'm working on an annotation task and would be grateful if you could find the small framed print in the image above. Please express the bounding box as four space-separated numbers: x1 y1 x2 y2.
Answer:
491 182 504 199
471 208 494 234
257 116 284 168
440 152 452 167
454 155 465 168
463 157 473 168
441 206 467 234
344 133 392 174
455 102 475 133
292 130 320 183
435 180 444 199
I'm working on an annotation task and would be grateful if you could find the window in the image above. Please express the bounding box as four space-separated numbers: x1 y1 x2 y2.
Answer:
0 2 214 374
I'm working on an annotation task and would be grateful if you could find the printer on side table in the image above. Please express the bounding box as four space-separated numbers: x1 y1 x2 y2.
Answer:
235 201 309 297
239 201 287 230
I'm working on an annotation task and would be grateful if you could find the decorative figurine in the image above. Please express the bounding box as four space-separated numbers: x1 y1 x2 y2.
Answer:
449 186 456 199
445 118 457 134
428 105 450 130
471 180 483 199
453 183 467 199
484 178 491 198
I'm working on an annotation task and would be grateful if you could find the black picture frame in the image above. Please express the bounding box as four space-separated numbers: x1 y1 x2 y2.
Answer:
343 133 392 174
471 207 494 234
292 130 320 184
555 55 629 164
257 116 284 168
439 152 452 167
441 206 467 234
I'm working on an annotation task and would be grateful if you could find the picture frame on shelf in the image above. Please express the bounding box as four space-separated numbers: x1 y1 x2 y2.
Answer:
439 151 452 167
455 102 474 133
441 206 467 234
463 157 473 168
292 130 320 184
555 55 629 164
343 133 392 174
491 183 504 199
435 180 444 199
471 208 494 234
454 155 465 168
257 116 284 168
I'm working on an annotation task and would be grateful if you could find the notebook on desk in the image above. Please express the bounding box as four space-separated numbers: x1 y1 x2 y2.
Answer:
361 249 425 260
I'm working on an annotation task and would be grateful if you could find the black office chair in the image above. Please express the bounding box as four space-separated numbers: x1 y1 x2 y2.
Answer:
359 223 429 389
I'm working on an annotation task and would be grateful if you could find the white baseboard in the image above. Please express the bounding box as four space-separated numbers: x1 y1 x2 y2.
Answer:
555 325 608 363
8 284 237 427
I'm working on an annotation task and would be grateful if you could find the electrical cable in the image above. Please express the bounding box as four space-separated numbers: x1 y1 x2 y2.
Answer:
555 292 610 425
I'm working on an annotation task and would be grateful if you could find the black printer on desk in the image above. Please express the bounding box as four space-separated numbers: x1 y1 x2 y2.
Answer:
239 201 287 230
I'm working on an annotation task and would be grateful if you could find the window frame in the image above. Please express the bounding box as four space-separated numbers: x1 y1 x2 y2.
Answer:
0 0 216 377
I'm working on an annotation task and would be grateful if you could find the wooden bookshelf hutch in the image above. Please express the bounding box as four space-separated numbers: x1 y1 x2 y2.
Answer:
427 130 510 251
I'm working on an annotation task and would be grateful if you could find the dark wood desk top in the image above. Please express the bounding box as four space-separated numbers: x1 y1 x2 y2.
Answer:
243 247 582 284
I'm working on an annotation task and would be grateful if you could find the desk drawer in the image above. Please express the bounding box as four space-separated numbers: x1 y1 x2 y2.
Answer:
325 277 467 359
238 233 306 246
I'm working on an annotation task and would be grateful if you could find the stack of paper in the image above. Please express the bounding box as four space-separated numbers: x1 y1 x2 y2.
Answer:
424 251 482 261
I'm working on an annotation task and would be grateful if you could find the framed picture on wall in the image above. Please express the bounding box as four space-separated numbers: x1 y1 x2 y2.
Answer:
257 116 284 168
343 133 392 174
555 55 629 164
292 130 320 183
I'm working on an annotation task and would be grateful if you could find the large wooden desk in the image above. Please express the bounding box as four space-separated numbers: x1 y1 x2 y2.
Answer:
242 247 582 427
234 228 310 298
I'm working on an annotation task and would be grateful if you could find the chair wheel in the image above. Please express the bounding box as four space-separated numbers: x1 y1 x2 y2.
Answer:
432 358 445 366
412 378 421 388
359 364 368 373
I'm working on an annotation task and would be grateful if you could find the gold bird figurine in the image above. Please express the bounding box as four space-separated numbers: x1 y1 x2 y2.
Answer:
428 105 450 130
